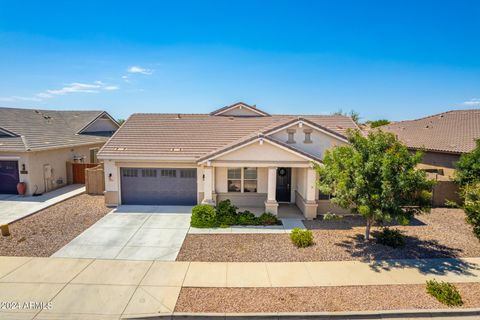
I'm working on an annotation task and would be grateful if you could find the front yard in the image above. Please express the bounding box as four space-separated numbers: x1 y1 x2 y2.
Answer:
0 194 110 257
177 208 480 262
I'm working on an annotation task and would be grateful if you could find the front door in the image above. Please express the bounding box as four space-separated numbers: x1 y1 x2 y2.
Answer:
276 167 291 202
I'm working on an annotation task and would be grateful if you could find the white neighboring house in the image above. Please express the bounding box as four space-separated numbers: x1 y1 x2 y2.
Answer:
0 107 119 195
98 102 358 219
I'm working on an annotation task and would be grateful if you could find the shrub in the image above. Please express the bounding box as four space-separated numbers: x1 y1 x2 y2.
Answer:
237 210 259 225
216 199 238 225
290 228 314 248
258 212 281 225
190 205 216 228
323 212 343 221
376 228 406 248
463 183 480 240
426 279 463 306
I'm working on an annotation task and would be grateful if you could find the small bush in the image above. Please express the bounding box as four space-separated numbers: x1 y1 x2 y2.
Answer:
323 212 343 221
462 183 480 241
258 212 281 225
191 205 216 228
376 228 405 248
426 279 463 306
216 199 238 225
290 228 314 248
237 210 259 225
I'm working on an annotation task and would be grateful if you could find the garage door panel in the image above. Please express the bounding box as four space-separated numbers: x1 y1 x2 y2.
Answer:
121 168 197 205
0 161 19 194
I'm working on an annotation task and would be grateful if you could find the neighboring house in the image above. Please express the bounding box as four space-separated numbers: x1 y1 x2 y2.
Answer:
98 102 358 219
382 109 480 178
0 107 120 195
382 109 480 205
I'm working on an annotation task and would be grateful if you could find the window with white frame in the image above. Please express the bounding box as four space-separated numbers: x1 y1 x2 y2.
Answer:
227 167 257 193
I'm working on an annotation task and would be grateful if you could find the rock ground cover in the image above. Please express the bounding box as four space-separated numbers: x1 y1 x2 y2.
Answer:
177 208 480 262
0 194 111 257
174 283 480 313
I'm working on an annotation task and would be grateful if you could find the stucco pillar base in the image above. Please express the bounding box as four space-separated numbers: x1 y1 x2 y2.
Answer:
104 191 119 207
264 200 279 215
303 201 318 220
201 198 215 206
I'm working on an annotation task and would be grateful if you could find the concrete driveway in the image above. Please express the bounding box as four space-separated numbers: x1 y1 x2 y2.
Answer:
0 184 85 225
53 205 193 261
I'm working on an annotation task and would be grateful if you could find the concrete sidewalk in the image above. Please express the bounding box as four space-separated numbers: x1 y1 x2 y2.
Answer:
0 184 85 225
0 256 479 319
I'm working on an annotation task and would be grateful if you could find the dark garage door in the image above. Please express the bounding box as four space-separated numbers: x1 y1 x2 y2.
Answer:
120 168 197 205
0 160 19 194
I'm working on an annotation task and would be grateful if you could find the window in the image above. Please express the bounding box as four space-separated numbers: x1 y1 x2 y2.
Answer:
122 168 138 177
161 169 176 177
142 169 157 178
227 168 242 192
287 129 296 143
90 148 99 163
227 167 257 193
304 129 313 143
243 167 257 192
180 169 196 178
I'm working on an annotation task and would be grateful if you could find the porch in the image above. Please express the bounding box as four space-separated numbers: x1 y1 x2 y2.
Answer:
201 165 319 220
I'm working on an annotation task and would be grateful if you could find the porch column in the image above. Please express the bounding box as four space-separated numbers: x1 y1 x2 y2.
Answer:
303 167 319 220
265 167 279 215
202 166 214 205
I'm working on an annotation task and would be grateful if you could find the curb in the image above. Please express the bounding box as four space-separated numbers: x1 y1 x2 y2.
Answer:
123 308 480 319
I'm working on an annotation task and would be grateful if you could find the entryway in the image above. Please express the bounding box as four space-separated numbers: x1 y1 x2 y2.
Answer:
276 167 291 202
0 160 19 194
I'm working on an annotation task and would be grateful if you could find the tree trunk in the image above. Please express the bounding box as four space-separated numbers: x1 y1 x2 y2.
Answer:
365 218 373 240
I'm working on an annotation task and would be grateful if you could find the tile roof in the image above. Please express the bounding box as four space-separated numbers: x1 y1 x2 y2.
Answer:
98 112 358 160
382 109 480 154
0 107 116 152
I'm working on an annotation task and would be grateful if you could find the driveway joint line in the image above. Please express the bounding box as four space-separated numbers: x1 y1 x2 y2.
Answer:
119 259 155 317
113 214 153 259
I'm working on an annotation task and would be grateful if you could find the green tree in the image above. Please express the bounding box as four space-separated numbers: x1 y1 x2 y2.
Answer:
316 129 434 240
368 119 390 128
462 183 480 240
117 119 126 125
333 109 360 124
455 140 480 187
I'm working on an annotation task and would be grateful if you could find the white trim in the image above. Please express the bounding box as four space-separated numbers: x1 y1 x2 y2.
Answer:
0 156 20 161
77 111 120 134
214 103 268 117
198 137 317 164
97 155 197 161
265 120 349 143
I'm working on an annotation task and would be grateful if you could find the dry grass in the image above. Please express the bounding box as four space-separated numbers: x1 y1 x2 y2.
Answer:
177 208 480 262
0 194 111 257
175 283 480 313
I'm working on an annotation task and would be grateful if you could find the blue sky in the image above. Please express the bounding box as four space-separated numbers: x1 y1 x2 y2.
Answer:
0 0 479 121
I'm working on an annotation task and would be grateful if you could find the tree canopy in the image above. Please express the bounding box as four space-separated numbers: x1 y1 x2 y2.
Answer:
455 139 480 187
316 129 434 239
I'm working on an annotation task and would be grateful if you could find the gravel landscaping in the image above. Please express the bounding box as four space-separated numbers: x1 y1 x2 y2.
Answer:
175 283 480 313
0 194 111 257
177 208 480 262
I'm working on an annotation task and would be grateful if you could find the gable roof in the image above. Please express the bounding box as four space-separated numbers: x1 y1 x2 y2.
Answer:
0 107 119 152
98 111 358 161
210 102 271 117
382 109 480 154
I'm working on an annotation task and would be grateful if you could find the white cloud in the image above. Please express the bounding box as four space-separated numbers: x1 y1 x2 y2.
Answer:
127 66 153 75
463 98 480 106
0 81 118 102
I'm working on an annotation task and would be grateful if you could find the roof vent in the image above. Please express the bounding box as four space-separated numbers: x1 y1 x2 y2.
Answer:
170 147 182 152
229 117 234 121
175 114 181 119
115 147 126 151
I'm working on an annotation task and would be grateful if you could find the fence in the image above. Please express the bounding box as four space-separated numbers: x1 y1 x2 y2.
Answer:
85 164 105 195
71 163 99 184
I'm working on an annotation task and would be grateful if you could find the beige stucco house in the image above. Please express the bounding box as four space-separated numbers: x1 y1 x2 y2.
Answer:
98 102 357 219
382 109 480 205
0 107 119 195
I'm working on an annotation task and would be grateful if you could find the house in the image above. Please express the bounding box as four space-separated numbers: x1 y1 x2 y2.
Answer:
97 102 358 219
0 107 120 195
382 109 480 178
382 109 480 205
